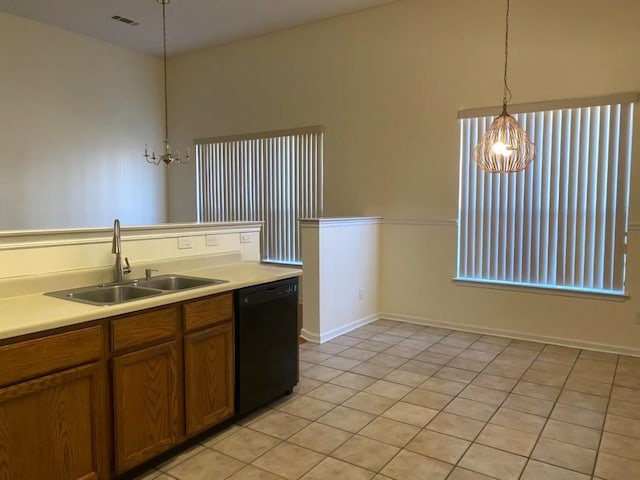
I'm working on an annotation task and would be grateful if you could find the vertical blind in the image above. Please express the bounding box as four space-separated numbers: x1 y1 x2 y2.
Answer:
195 126 323 264
457 94 636 294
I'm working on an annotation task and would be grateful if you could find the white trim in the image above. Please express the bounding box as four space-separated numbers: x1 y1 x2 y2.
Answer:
0 222 263 251
382 219 457 227
300 328 322 344
300 217 382 229
302 308 640 355
453 278 629 301
379 312 640 357
300 313 379 344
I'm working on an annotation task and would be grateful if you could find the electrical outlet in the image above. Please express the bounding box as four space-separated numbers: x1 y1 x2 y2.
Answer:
177 237 192 249
358 289 365 300
240 233 252 243
206 235 219 246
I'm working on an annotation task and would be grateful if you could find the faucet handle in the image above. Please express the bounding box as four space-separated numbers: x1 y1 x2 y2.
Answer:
123 257 132 275
145 268 159 280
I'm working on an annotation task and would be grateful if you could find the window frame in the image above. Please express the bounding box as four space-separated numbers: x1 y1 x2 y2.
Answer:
194 126 324 265
456 93 638 296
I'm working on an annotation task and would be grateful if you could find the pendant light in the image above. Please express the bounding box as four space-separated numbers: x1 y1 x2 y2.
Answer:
144 0 190 166
474 0 534 173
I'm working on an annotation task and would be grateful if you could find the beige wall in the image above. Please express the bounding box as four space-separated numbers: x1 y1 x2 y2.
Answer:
381 223 640 354
168 0 640 351
168 0 640 222
0 12 166 230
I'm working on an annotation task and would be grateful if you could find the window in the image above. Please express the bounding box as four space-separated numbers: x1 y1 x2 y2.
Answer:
457 93 637 295
195 126 323 264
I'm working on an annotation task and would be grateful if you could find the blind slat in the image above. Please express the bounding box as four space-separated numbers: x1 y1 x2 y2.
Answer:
195 127 323 264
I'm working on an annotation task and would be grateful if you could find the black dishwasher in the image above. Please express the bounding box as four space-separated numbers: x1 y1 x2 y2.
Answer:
234 277 299 416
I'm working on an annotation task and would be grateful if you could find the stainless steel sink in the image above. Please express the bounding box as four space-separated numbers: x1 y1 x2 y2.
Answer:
45 274 228 306
136 275 227 291
46 284 163 306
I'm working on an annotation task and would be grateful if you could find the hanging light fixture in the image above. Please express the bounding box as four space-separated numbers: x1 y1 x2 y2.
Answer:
144 0 190 166
474 0 534 173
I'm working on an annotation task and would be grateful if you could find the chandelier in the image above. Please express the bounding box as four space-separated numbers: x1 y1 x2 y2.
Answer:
473 0 535 173
144 0 189 166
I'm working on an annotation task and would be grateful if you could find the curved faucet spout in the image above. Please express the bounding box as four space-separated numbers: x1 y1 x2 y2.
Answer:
112 219 131 282
112 219 121 254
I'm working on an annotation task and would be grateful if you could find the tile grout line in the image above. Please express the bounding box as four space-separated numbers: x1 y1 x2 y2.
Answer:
156 321 637 480
334 328 523 477
589 353 619 478
302 325 618 478
351 325 461 476
514 347 584 479
332 324 463 476
447 335 536 479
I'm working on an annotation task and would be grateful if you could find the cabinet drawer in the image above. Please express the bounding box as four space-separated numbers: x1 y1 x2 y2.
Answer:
183 293 233 333
0 325 102 387
111 307 178 352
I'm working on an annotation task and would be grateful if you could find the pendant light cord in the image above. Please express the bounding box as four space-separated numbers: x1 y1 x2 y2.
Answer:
162 1 169 143
502 0 512 112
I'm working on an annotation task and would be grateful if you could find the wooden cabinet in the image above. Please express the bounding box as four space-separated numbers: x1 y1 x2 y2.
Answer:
110 307 180 474
0 325 107 480
183 293 233 332
184 321 234 435
183 293 235 435
0 288 245 478
112 341 180 473
110 296 235 473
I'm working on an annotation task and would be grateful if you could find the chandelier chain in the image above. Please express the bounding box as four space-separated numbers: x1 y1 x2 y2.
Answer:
162 1 169 142
502 0 512 110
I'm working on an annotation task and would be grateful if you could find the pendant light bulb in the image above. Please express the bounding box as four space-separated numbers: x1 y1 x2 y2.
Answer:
491 141 514 157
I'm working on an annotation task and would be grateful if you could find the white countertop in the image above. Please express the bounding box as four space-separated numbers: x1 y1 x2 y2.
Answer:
0 262 301 341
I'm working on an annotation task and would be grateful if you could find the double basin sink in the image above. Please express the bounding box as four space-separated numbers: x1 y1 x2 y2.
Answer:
46 275 228 306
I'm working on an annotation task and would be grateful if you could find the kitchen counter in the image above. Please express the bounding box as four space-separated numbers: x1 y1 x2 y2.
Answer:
0 261 301 341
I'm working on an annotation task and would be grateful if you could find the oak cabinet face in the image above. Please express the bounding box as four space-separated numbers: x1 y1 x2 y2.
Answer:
0 363 104 480
1 289 244 478
112 341 180 474
184 321 234 435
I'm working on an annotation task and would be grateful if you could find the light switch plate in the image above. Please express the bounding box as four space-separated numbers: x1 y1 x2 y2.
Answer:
177 237 193 249
206 235 219 246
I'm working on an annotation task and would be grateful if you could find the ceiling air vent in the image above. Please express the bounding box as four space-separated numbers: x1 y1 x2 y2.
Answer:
111 15 140 26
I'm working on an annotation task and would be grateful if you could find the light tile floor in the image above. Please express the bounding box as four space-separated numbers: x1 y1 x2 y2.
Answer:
137 319 640 480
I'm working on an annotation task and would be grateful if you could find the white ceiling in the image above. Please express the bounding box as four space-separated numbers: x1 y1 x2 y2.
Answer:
0 0 399 56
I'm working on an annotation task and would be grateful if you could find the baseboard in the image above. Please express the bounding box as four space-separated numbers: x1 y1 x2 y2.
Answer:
301 313 380 344
380 312 640 357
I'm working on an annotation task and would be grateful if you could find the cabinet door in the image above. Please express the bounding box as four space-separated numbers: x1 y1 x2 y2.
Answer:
0 363 105 480
112 341 179 474
184 321 234 435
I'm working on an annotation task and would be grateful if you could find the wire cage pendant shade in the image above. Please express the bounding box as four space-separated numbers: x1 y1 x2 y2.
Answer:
144 0 189 166
473 0 535 173
474 107 535 172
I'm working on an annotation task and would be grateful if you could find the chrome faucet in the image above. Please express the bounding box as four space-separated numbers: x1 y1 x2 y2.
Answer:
112 219 131 283
145 268 159 280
